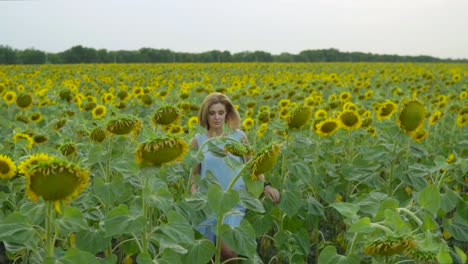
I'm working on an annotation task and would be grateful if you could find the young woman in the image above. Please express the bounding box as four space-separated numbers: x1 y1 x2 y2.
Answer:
190 92 280 263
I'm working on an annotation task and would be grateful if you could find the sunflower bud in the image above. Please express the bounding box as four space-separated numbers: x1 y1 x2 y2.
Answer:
135 137 187 166
106 117 142 136
224 141 253 157
90 127 107 143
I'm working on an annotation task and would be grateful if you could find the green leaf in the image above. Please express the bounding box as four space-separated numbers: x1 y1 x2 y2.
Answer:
247 213 274 236
444 214 468 242
19 201 45 225
242 172 264 198
57 206 88 233
157 211 194 245
207 184 239 217
279 187 304 217
0 212 40 246
417 185 441 215
349 217 372 233
318 245 360 264
422 212 437 231
329 202 359 220
57 248 100 264
103 204 146 237
220 219 257 258
239 191 265 213
93 177 125 206
436 246 452 264
75 229 111 254
136 252 153 264
182 239 215 264
305 197 325 217
99 254 118 264
375 198 399 221
440 187 460 213
454 246 467 264
383 209 411 234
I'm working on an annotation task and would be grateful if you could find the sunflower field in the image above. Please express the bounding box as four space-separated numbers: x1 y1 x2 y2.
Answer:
0 63 467 264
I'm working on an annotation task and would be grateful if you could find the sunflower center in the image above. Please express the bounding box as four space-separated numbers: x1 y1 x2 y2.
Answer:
0 160 11 174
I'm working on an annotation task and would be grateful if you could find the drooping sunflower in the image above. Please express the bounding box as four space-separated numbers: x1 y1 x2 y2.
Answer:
106 116 142 137
187 116 199 130
0 154 17 179
242 117 255 131
286 106 312 129
54 118 67 131
60 143 78 157
33 134 49 145
135 136 188 166
396 98 426 134
366 126 377 137
337 110 362 130
456 114 467 127
364 236 416 257
339 91 352 103
22 157 89 213
3 90 17 104
256 123 268 138
90 127 107 143
376 100 398 121
256 111 270 124
16 93 33 110
92 105 107 119
411 129 428 142
315 118 340 137
224 141 253 157
152 105 181 126
13 133 34 149
250 143 282 180
429 111 443 125
29 112 43 123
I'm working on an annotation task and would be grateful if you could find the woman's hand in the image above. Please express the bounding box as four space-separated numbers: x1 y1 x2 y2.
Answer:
264 185 280 203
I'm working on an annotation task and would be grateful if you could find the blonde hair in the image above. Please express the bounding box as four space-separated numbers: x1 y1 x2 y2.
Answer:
198 92 241 130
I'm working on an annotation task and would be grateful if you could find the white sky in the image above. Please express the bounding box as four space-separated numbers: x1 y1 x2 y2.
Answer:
1 0 468 59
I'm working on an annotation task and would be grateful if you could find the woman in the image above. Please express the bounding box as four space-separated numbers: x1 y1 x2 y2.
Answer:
190 92 280 263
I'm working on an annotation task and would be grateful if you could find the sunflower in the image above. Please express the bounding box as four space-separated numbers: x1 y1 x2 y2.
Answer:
446 153 456 164
33 134 48 145
364 90 374 99
337 110 362 130
90 127 107 143
245 101 257 109
429 111 443 125
13 133 34 149
315 118 340 137
279 108 290 120
364 237 416 256
16 114 29 124
152 105 181 126
187 116 199 130
411 129 428 142
60 143 78 157
101 92 115 104
54 118 67 131
29 112 43 123
339 91 351 103
396 98 426 134
314 109 328 119
135 137 188 166
376 100 397 121
224 141 253 157
250 143 282 180
23 158 89 213
460 91 467 100
328 93 337 102
256 111 270 124
243 117 255 131
117 90 130 101
456 114 467 127
107 116 142 136
91 105 107 119
18 153 55 176
286 106 312 129
3 90 17 104
245 108 254 118
343 102 357 112
0 154 17 179
256 123 268 138
16 93 33 110
452 73 461 82
163 124 184 134
366 126 377 137
404 246 437 262
278 99 290 108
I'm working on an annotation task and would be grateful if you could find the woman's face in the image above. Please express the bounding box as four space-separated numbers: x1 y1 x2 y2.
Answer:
207 103 227 130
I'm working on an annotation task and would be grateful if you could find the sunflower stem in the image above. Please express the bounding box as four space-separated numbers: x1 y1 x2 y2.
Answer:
44 201 56 263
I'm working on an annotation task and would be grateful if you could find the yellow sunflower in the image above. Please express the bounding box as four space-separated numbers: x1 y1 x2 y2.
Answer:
376 100 398 121
456 114 467 127
90 127 107 143
0 154 17 179
315 118 340 137
337 110 362 130
256 123 268 138
187 116 199 130
339 91 352 103
243 117 255 131
3 90 17 104
13 133 34 149
250 143 282 180
29 112 43 123
278 99 290 108
411 129 428 142
429 111 443 125
92 105 107 119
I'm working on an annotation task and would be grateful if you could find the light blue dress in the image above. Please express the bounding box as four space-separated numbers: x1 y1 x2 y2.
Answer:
195 129 246 242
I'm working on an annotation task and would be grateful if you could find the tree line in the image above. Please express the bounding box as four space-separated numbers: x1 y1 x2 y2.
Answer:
0 45 466 64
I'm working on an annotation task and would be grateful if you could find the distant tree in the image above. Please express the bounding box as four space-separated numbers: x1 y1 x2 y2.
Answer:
18 49 46 64
0 45 18 64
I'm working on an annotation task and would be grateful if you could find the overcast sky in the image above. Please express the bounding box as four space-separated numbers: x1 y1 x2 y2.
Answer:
1 0 467 59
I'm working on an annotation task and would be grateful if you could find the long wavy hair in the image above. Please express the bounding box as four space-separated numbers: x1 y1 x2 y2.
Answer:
198 92 241 130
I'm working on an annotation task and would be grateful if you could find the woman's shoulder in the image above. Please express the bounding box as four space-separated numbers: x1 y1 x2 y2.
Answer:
231 129 247 140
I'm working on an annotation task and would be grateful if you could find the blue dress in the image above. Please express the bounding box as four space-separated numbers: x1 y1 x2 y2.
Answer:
194 129 246 242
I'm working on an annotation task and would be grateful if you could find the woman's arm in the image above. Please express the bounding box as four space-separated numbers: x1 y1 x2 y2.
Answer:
190 137 201 193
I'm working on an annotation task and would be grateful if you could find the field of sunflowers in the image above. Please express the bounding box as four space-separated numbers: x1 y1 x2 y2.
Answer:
0 63 467 264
